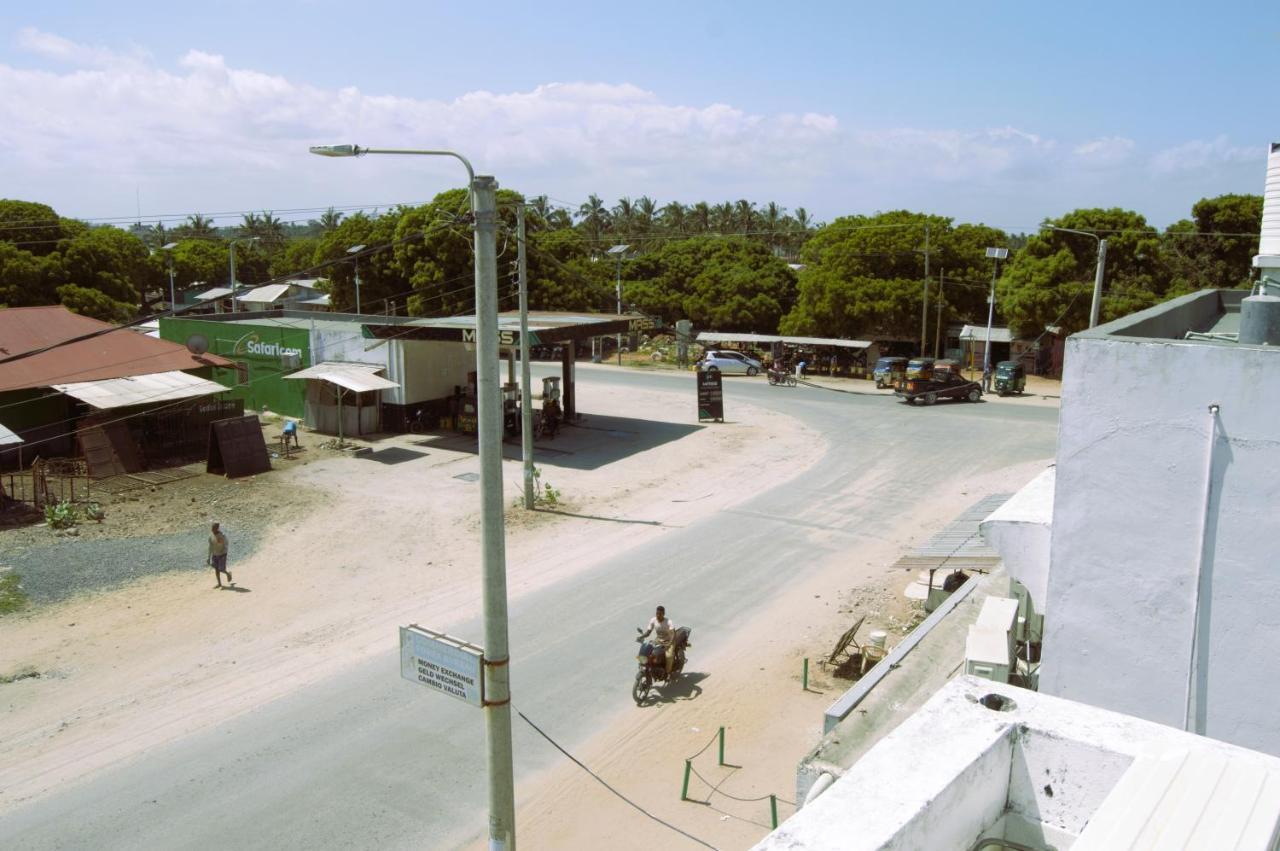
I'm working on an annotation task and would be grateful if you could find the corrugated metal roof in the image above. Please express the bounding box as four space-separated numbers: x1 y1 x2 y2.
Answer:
283 362 398 393
1075 748 1280 849
0 306 231 393
0 422 22 446
53 371 227 409
297 294 331 306
696 332 874 349
958 324 1013 343
195 287 233 301
236 284 293 304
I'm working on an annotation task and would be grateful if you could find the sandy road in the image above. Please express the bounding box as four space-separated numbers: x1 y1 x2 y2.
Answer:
0 367 1059 849
0 378 820 819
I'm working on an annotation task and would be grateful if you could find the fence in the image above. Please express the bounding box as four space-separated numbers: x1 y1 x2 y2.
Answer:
1 458 90 508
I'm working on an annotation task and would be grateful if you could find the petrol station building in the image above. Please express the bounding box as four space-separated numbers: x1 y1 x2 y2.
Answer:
158 310 638 436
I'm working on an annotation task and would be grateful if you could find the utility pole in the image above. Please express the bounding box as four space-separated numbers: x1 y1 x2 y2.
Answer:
983 248 1008 390
354 258 362 313
473 176 516 851
616 256 624 367
229 244 238 313
921 223 930 357
516 205 535 510
1088 239 1108 328
935 268 945 359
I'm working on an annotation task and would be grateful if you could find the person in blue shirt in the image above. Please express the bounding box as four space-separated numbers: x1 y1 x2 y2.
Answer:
283 419 298 449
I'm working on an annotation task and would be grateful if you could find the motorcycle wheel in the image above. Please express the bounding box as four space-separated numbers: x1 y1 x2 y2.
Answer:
632 671 651 705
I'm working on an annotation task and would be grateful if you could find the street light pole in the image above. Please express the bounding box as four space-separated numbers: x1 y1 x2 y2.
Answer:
516 205 535 510
921 223 930 357
309 144 516 850
161 242 179 312
983 247 1009 390
606 244 630 367
1045 226 1108 328
347 244 367 314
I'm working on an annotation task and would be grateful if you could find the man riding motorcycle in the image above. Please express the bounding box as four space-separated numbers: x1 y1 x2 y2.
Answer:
638 605 677 679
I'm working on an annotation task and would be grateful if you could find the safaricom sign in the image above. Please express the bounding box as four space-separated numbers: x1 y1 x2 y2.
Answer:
235 333 303 359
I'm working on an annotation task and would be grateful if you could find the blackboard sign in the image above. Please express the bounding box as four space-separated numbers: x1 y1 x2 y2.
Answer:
697 370 724 422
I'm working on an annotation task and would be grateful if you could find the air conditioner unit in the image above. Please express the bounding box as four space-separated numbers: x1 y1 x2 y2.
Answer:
281 352 300 370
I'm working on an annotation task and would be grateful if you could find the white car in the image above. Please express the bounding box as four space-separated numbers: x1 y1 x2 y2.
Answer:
698 350 762 375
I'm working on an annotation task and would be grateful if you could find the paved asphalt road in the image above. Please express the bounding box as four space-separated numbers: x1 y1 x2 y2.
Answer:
0 367 1059 849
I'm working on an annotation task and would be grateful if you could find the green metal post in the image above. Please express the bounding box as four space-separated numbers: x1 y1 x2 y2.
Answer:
718 726 725 766
681 759 692 801
770 794 779 829
803 657 809 690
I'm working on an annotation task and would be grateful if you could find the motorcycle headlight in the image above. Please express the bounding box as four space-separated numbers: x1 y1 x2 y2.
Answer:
636 656 646 663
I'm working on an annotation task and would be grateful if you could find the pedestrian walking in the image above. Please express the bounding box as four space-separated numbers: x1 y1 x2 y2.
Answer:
208 522 233 588
795 358 807 379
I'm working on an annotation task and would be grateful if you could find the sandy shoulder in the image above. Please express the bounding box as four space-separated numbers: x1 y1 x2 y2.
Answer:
490 456 1053 851
0 380 824 814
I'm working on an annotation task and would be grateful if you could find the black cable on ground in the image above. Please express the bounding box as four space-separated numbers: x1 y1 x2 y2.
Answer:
686 764 794 806
516 709 719 850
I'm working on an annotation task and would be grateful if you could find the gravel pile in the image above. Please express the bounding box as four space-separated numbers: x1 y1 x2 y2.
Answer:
6 524 262 605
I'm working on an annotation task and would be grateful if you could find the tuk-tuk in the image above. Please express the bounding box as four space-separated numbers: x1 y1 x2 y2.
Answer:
873 356 908 389
904 357 936 381
994 360 1026 396
933 359 963 381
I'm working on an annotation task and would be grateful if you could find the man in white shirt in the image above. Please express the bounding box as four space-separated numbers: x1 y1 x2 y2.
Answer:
639 605 677 678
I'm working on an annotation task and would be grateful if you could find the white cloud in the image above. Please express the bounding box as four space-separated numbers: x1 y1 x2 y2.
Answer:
1150 135 1260 175
0 29 1266 227
1073 136 1135 167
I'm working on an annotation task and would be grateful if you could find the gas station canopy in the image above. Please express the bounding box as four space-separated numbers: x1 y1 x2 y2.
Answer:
696 332 875 349
363 311 643 345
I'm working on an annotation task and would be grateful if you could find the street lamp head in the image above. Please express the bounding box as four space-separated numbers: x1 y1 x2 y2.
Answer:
347 244 366 255
161 242 179 250
309 144 363 158
985 247 1009 260
606 244 630 256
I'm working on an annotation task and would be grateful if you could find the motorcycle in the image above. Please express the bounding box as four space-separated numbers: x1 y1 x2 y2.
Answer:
633 626 691 704
767 367 797 387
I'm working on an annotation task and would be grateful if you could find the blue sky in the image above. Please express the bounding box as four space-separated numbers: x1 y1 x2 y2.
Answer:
1 1 1275 231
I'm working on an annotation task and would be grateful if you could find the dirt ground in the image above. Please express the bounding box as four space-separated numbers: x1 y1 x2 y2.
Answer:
497 456 1054 851
0 376 1056 848
0 381 825 816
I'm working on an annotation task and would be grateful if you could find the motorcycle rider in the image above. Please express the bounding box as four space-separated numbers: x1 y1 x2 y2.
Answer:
639 605 677 679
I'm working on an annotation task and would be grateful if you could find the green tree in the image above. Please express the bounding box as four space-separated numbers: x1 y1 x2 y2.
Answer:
316 211 406 313
269 237 321 279
998 208 1161 337
56 226 157 311
55 284 135 322
171 239 230 289
1163 194 1262 294
0 242 56 306
624 236 797 331
0 199 63 256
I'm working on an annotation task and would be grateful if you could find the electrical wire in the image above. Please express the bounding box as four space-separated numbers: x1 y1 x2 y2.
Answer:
516 708 719 850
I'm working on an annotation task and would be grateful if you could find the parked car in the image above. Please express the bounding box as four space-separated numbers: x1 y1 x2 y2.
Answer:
894 369 983 405
697 350 762 375
873 356 908 389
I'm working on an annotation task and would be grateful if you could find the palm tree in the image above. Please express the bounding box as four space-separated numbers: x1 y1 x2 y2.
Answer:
762 202 786 254
319 207 343 233
576 194 609 245
258 211 286 249
711 202 735 234
734 200 758 235
611 197 636 242
659 202 687 235
239 212 262 240
635 196 657 239
690 202 712 234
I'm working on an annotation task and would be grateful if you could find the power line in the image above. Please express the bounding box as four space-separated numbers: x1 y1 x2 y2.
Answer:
516 708 719 850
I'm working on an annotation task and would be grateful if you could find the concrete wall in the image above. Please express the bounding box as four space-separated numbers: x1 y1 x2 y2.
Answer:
1042 330 1280 754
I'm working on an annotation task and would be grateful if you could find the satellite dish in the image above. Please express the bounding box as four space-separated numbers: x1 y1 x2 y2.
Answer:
186 334 209 355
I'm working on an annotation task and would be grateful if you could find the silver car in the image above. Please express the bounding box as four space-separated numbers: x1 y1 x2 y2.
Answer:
698 350 762 376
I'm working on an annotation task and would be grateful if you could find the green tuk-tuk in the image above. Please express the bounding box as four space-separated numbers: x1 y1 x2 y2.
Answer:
904 357 936 381
994 360 1026 396
873 356 909 389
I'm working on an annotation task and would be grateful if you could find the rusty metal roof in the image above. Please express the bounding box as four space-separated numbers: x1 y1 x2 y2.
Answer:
0 306 231 392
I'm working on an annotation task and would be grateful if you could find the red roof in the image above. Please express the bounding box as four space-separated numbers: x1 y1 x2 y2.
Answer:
0 306 232 392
